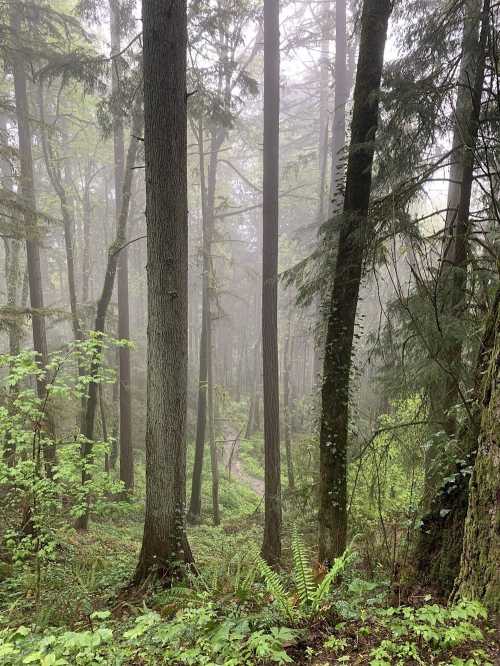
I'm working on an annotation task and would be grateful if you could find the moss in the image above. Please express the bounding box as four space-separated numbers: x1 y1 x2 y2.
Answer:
456 300 500 614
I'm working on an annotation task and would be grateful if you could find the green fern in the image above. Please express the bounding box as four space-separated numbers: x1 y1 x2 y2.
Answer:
291 528 315 609
253 550 295 621
311 548 354 613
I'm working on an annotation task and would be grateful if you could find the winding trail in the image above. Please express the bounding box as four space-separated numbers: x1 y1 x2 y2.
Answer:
219 422 264 497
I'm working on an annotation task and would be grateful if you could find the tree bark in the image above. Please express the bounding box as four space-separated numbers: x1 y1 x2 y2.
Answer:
261 0 282 566
134 0 194 581
318 0 392 564
453 286 500 613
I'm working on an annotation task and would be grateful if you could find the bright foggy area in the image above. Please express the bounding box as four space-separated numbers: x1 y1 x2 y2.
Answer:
0 0 499 663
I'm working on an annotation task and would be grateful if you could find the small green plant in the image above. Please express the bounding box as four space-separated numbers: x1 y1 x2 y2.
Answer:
368 600 490 666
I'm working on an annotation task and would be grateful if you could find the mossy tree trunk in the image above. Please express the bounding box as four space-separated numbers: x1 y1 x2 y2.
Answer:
318 0 392 564
454 288 500 613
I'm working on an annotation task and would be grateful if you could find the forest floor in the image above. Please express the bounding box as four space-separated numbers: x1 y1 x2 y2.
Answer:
1 427 500 664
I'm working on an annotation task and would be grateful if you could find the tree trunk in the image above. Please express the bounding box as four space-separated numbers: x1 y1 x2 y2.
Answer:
38 86 83 344
75 103 142 530
261 0 282 566
318 0 392 564
108 0 134 492
11 10 54 466
0 112 21 356
328 0 348 218
453 286 500 613
82 165 92 305
134 0 194 581
316 0 331 226
207 290 220 526
424 0 487 495
187 121 223 524
283 312 295 490
416 0 490 590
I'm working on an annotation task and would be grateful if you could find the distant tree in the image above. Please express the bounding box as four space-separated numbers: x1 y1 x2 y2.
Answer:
110 0 134 493
134 0 194 581
318 0 392 563
10 8 54 466
76 98 142 530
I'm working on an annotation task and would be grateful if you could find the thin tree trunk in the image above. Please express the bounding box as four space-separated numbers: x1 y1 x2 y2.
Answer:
109 0 134 492
188 120 223 523
75 102 142 530
316 1 331 226
328 0 348 218
261 0 282 566
283 312 295 490
188 121 209 524
207 287 220 526
11 10 54 467
435 0 486 440
318 0 392 564
82 165 92 305
38 86 83 343
0 113 21 356
134 0 194 581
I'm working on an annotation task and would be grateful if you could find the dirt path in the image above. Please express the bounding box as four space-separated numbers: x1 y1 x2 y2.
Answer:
219 422 264 497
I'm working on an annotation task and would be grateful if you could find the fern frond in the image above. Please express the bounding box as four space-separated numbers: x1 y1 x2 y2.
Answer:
291 529 315 609
253 550 295 621
311 548 355 613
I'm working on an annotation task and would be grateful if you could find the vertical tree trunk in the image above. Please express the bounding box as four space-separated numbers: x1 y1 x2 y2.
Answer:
38 86 83 344
0 112 21 356
261 0 282 566
328 0 348 218
416 0 490 590
423 0 486 501
82 164 92 306
188 121 223 524
318 0 392 564
76 105 142 530
453 286 500 613
110 0 134 492
316 0 331 226
11 10 54 466
283 312 295 490
207 286 220 526
134 0 193 581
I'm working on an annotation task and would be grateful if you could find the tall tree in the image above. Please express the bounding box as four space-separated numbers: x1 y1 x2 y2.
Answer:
261 0 282 565
110 0 134 492
424 0 487 499
10 9 54 461
134 0 193 581
318 0 392 563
